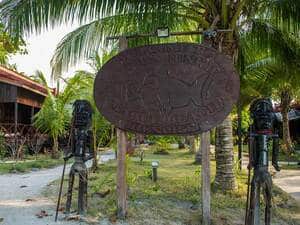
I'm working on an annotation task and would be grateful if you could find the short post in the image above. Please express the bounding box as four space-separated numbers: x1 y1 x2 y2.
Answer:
14 102 18 151
201 131 211 225
151 161 159 182
116 36 128 219
14 102 18 134
31 106 35 124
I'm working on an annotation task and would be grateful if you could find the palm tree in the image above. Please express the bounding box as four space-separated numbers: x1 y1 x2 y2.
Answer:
1 0 299 190
239 25 300 154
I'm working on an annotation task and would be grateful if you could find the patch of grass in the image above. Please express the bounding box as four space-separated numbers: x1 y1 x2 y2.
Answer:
0 154 64 174
45 148 300 225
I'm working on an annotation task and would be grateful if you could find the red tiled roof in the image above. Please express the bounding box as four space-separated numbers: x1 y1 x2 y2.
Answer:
0 66 49 96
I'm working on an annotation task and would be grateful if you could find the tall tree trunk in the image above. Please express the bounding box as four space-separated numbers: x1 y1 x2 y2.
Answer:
52 136 59 159
280 89 293 154
206 30 237 191
237 98 243 170
214 116 236 190
187 136 196 153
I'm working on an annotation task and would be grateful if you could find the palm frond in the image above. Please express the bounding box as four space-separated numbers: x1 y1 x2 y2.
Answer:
0 0 192 37
50 12 198 78
266 0 300 33
30 70 48 86
244 19 300 67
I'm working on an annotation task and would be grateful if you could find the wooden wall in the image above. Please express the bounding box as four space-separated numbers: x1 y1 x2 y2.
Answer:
0 81 45 107
17 87 45 108
0 81 46 125
0 82 17 102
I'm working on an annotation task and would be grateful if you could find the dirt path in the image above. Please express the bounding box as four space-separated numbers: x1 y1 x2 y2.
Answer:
241 154 300 204
273 169 300 204
0 151 115 225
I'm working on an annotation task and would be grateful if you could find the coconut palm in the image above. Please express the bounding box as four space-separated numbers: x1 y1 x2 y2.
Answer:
239 25 300 154
1 0 299 190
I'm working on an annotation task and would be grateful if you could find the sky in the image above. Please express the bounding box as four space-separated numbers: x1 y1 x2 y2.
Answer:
9 24 92 87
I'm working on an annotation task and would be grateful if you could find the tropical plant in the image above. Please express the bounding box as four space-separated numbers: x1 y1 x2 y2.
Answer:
75 71 112 171
30 70 48 86
68 53 114 170
239 25 300 154
1 0 300 190
33 71 93 158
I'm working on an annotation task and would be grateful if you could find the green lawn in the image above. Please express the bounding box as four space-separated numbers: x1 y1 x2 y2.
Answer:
45 147 300 225
0 154 64 174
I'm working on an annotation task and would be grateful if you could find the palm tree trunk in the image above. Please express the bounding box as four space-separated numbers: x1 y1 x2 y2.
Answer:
52 137 59 159
237 99 243 170
207 29 237 191
187 136 196 153
280 89 293 154
214 116 236 190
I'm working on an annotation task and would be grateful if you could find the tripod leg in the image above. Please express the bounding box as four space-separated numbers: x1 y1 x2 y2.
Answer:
248 177 261 225
65 169 75 213
264 176 272 225
254 183 261 225
78 169 87 215
85 172 88 210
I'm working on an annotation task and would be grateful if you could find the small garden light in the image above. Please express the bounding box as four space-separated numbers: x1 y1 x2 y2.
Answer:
156 27 169 38
151 161 159 182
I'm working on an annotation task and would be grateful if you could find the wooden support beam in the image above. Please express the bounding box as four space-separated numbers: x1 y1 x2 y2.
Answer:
106 29 233 40
116 128 128 218
31 106 35 124
201 131 211 225
116 36 128 219
14 102 18 134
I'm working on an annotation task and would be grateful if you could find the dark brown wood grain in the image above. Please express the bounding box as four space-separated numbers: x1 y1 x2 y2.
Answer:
94 43 240 135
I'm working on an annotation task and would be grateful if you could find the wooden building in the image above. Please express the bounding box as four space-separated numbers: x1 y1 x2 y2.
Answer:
0 66 50 137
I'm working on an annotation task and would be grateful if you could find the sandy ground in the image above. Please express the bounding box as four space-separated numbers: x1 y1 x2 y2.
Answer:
0 151 298 225
0 151 115 225
241 155 300 204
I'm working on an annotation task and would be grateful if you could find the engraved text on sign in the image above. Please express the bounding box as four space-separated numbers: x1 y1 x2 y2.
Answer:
94 43 240 135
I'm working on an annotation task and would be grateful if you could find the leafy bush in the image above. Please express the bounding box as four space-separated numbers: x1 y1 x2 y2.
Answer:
153 139 170 154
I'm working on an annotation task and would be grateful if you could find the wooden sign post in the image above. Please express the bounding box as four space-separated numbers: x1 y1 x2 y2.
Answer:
201 131 211 225
116 36 128 219
94 30 239 223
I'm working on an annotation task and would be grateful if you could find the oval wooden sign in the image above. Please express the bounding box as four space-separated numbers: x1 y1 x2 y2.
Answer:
94 43 240 135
